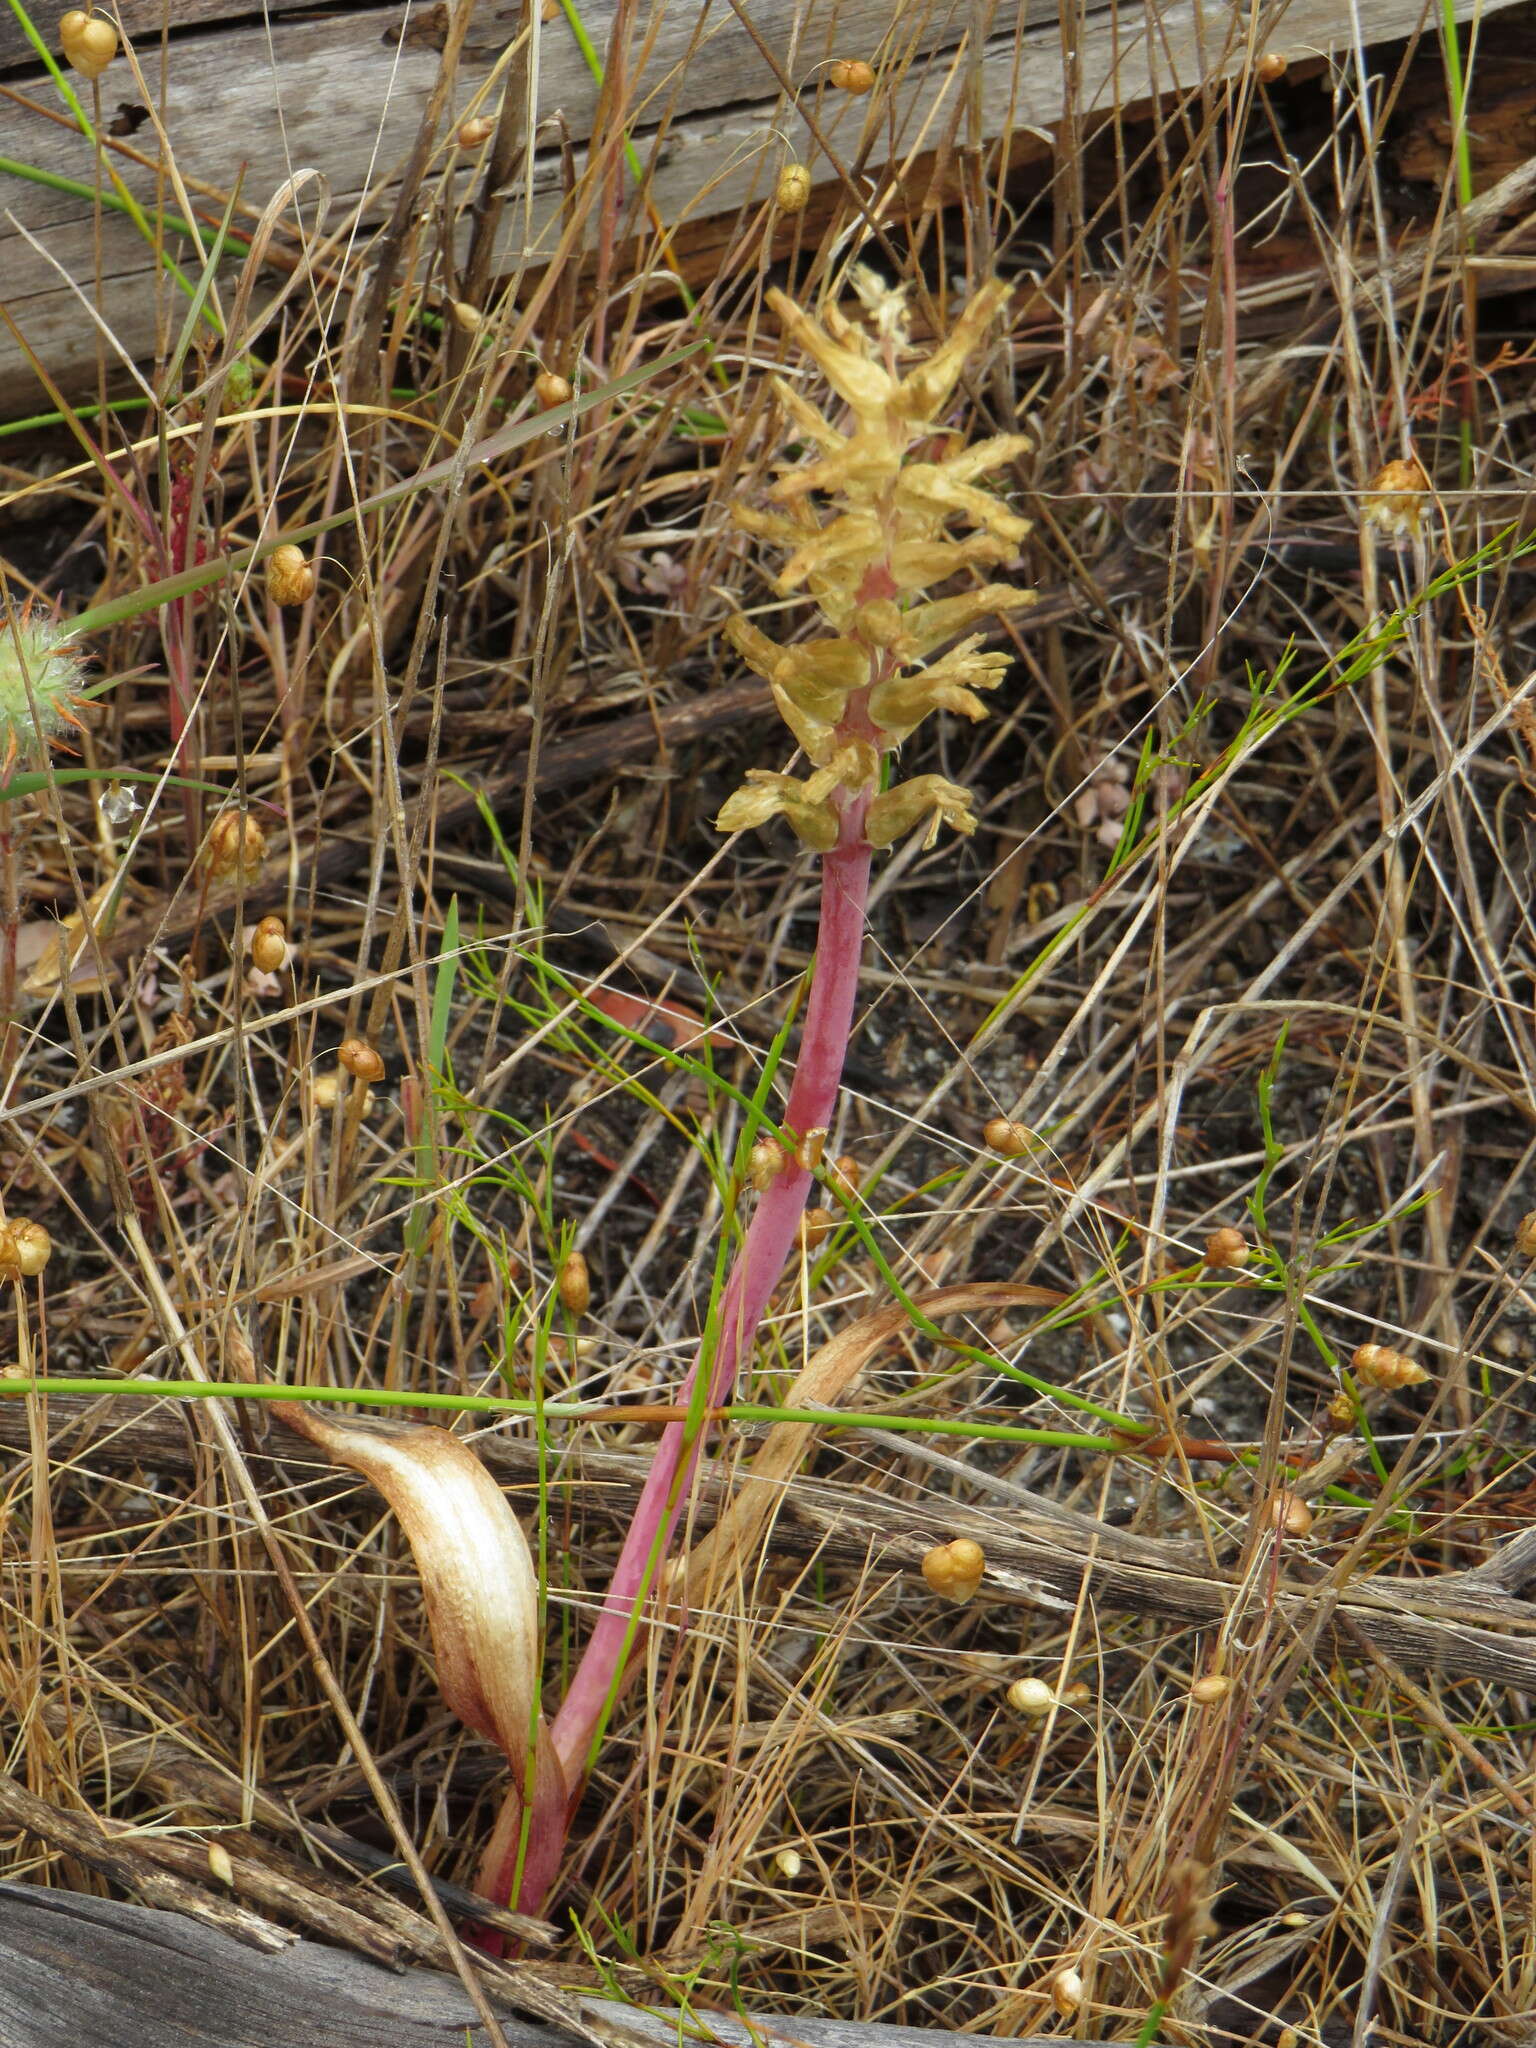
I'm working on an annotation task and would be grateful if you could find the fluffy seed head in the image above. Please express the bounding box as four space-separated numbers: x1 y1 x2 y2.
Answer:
59 8 117 76
266 544 314 607
339 1037 385 1084
0 608 89 768
922 1536 985 1603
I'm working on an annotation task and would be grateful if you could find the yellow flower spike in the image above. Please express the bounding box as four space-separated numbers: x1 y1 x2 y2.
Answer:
868 639 1010 743
770 683 837 763
866 775 979 849
895 278 1014 423
897 464 1032 545
765 286 895 423
716 772 840 849
901 585 1038 657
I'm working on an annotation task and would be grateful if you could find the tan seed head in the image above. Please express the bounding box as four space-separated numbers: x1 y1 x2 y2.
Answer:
1352 1341 1429 1390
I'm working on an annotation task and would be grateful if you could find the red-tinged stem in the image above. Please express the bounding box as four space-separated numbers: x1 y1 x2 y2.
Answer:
546 805 872 1793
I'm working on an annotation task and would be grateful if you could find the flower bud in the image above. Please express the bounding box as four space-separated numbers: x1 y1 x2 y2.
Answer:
829 57 874 92
59 8 117 77
1006 1677 1054 1717
775 163 812 212
921 1537 984 1603
535 370 573 407
1203 1225 1249 1270
204 811 266 881
557 1249 591 1317
266 544 314 607
338 1038 385 1084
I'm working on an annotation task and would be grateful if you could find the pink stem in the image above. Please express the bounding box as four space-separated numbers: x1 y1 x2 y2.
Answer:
547 808 872 1787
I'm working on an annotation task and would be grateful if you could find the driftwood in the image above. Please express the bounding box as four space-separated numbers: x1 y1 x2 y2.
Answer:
1 0 1528 411
0 1882 1116 2048
7 1375 1536 1690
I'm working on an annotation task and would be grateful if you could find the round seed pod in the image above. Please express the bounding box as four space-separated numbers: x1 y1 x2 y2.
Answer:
0 1219 52 1277
794 1126 827 1172
1256 50 1288 81
796 1206 834 1250
1517 1212 1536 1259
772 1847 802 1880
60 9 117 77
1190 1673 1231 1705
265 544 314 608
747 1138 787 1190
338 1038 385 1084
457 114 496 147
829 57 875 92
1268 1491 1314 1538
1324 1390 1356 1433
204 812 266 881
826 1153 861 1200
1050 1968 1085 2017
775 162 812 212
983 1116 1034 1158
1352 1341 1429 1390
1006 1677 1054 1717
1203 1225 1249 1270
921 1536 985 1604
557 1249 591 1317
535 370 573 407
312 1073 341 1111
250 914 289 974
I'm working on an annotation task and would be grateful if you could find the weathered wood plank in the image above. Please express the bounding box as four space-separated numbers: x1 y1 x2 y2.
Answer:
0 0 1524 413
0 1882 1115 2048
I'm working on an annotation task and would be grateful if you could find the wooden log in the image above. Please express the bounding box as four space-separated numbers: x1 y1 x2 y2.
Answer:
0 1881 1116 2048
0 0 1524 414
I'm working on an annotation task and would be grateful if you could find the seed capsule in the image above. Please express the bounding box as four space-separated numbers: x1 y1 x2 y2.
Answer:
338 1038 385 1084
983 1116 1034 1158
535 370 573 407
1190 1673 1231 1704
772 1847 802 1879
826 1153 861 1200
1006 1677 1054 1717
1203 1225 1249 1270
747 1138 787 1190
557 1249 591 1317
204 812 266 881
1256 50 1287 81
266 544 314 607
1352 1341 1429 1391
59 8 117 78
775 162 812 212
829 57 874 92
1517 1212 1536 1259
1050 1968 1085 2017
793 1127 827 1172
250 915 289 974
796 1206 834 1250
921 1536 984 1604
0 1219 52 1278
457 114 495 147
1268 1492 1314 1538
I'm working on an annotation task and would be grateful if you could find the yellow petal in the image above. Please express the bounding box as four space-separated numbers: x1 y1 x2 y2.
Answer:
866 774 978 849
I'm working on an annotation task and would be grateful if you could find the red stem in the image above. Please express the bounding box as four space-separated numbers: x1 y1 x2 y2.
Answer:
546 805 872 1790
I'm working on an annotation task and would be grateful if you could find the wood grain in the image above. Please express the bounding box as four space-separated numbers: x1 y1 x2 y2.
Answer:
2 0 1524 411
